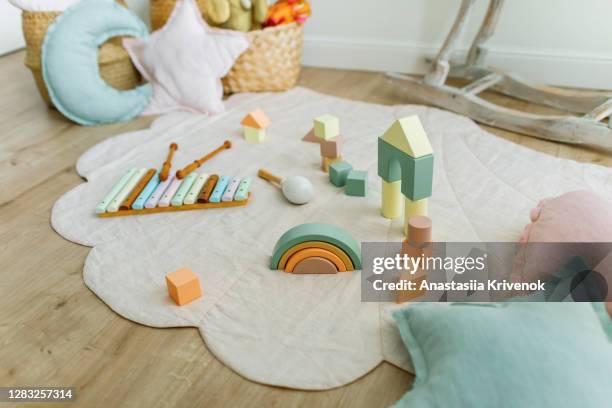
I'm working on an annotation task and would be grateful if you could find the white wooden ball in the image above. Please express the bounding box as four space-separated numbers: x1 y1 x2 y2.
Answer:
281 176 313 205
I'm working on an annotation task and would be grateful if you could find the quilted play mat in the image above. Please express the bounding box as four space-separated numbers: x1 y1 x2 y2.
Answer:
51 87 612 390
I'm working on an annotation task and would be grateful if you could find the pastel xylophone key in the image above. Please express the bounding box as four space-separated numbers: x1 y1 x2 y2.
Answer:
96 168 138 214
197 174 219 203
233 177 252 202
184 173 209 205
106 168 147 213
171 172 198 207
222 177 241 202
132 171 160 210
208 175 230 203
121 169 156 210
145 174 174 209
158 177 183 208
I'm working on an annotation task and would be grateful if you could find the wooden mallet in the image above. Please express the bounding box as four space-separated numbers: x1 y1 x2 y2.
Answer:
159 143 178 181
176 140 232 179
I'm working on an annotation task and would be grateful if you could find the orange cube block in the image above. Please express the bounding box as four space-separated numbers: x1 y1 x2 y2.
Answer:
166 268 202 306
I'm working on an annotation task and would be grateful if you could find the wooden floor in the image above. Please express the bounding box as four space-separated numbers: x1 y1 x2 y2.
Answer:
0 49 610 408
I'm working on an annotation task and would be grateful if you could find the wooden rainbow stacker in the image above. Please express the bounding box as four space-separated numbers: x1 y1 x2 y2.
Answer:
95 141 253 218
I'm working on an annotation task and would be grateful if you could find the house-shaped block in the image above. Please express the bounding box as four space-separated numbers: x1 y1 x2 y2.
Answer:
241 108 271 143
378 116 433 201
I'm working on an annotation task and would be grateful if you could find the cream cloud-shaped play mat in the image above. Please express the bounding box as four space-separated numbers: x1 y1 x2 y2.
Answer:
51 87 612 390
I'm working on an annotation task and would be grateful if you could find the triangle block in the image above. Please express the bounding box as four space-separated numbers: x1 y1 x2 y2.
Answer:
241 108 271 129
380 116 432 158
302 128 321 143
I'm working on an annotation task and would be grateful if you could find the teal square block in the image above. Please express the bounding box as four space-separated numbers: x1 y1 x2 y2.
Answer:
329 161 353 187
345 170 368 197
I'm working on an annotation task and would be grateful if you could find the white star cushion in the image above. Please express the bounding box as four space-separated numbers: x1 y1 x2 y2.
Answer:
123 0 249 115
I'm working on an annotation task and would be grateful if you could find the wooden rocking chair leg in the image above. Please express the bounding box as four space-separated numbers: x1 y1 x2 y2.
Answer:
424 0 476 87
585 98 612 127
466 0 505 67
389 0 612 150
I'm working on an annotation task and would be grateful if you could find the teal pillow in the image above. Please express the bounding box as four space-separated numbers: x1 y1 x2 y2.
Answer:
392 302 612 407
42 0 152 126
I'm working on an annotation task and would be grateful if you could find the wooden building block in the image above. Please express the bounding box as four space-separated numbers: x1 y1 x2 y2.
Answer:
322 156 342 173
380 116 432 158
319 135 344 158
244 126 265 143
404 197 428 236
293 257 338 274
329 161 353 187
271 223 362 270
277 241 354 271
407 215 432 244
241 108 271 129
378 138 433 201
302 128 319 143
314 114 340 140
166 268 202 306
345 170 368 197
285 247 347 273
381 179 402 219
406 154 434 201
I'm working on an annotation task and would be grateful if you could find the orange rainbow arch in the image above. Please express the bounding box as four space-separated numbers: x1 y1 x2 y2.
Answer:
270 223 361 274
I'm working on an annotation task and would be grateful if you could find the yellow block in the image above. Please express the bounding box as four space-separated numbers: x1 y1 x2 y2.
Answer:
381 179 402 219
244 126 265 143
380 116 433 158
404 197 428 237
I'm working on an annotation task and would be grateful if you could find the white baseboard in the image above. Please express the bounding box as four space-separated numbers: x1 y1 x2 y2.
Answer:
302 36 612 90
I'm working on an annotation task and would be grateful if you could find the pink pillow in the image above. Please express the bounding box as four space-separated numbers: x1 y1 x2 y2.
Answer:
512 190 612 285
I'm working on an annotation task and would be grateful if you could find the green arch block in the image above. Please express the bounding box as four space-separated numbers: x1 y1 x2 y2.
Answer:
378 138 433 201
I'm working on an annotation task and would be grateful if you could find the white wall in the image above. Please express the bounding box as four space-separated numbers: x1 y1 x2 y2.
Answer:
301 0 612 89
3 0 611 88
0 2 25 55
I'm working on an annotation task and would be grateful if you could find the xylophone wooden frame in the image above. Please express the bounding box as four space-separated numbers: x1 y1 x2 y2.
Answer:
97 193 252 218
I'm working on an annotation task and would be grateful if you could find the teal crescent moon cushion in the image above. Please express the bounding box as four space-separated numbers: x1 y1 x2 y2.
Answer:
392 301 612 407
41 0 152 126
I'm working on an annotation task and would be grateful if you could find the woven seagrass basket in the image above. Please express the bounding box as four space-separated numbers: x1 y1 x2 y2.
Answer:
22 1 141 107
150 0 303 93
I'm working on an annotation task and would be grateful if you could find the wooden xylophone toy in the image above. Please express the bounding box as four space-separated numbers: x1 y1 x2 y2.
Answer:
95 141 253 218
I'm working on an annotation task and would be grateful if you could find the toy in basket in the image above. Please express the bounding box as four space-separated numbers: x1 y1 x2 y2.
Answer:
95 140 253 218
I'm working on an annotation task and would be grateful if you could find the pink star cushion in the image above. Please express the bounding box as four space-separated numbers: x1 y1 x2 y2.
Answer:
123 0 249 115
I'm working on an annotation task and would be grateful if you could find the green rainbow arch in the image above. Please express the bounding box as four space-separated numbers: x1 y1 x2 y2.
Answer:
270 223 362 270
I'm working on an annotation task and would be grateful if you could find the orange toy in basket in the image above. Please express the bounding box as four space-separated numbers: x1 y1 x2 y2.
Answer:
264 0 311 27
